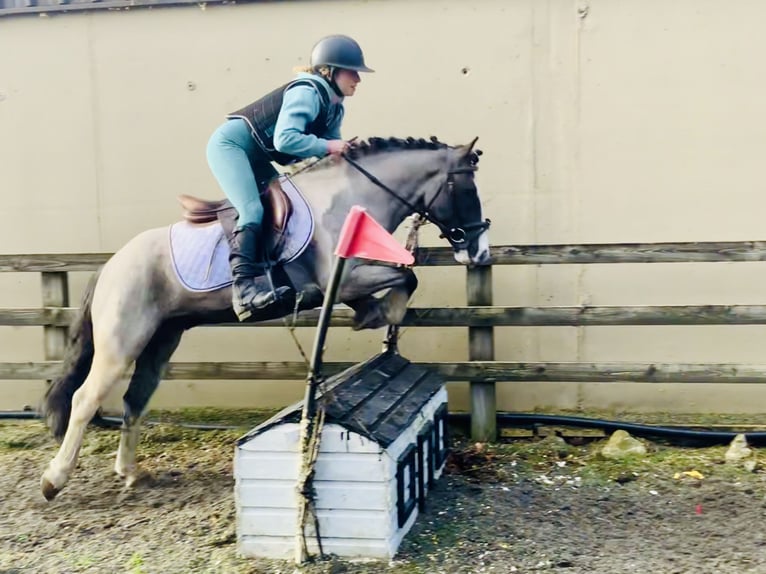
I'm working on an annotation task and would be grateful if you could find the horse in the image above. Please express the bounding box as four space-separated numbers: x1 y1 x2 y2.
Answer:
39 136 491 501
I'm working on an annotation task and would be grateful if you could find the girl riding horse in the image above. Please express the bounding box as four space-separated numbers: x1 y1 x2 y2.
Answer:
207 34 374 321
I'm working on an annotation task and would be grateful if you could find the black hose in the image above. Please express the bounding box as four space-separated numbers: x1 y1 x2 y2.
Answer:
449 413 766 446
3 410 764 445
0 411 239 431
0 411 39 420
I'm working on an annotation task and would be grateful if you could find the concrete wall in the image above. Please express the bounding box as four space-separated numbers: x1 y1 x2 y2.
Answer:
3 0 766 414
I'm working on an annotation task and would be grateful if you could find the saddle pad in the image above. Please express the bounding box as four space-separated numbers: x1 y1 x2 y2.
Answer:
168 181 315 292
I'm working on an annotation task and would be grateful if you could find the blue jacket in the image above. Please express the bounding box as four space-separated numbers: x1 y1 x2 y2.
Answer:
274 73 345 159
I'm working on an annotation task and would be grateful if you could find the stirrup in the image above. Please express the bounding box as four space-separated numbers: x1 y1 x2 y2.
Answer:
232 283 293 322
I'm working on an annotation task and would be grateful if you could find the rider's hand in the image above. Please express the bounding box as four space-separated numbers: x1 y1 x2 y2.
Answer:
327 139 350 156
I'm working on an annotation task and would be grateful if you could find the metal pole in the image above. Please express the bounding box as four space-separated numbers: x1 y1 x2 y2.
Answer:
295 254 347 564
301 255 346 420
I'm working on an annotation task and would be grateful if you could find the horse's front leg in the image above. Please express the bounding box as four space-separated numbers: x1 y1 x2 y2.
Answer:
340 264 418 330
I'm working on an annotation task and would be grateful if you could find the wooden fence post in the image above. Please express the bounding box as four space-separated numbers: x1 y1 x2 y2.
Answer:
41 272 69 369
467 264 496 441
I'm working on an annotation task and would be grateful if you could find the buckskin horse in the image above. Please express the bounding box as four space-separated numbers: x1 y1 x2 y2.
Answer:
40 136 491 500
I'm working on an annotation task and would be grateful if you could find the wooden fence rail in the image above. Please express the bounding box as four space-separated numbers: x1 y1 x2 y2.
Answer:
6 240 766 270
8 304 766 328
3 241 766 441
5 360 766 384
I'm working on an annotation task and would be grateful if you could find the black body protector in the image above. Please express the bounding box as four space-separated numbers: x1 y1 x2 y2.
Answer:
227 77 332 166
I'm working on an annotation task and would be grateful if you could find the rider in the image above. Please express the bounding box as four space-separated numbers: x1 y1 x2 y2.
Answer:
206 34 374 321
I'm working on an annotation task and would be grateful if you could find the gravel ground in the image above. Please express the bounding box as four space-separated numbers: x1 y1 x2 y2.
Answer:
2 414 766 574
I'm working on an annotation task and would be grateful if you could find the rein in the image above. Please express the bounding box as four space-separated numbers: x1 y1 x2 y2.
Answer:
341 153 490 248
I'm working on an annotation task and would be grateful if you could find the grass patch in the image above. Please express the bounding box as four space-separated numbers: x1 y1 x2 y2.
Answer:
447 433 763 489
142 407 279 429
513 407 766 430
126 552 147 574
0 421 51 451
0 437 37 450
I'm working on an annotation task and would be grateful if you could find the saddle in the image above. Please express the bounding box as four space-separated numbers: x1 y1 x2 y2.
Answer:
177 175 294 257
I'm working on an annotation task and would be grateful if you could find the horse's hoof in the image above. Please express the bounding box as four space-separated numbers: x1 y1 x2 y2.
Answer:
125 469 154 489
115 461 152 488
41 477 61 501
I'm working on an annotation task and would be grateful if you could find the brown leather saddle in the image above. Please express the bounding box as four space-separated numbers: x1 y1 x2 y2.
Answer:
176 175 294 258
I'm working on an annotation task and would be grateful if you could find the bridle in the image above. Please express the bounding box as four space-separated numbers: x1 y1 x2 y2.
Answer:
341 153 491 249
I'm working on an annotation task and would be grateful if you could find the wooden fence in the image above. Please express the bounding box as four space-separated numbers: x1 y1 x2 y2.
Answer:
5 240 766 441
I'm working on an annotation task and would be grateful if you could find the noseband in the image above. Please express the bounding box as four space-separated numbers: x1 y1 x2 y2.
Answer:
341 153 491 249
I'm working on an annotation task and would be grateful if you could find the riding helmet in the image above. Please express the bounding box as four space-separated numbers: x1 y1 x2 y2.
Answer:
310 35 375 73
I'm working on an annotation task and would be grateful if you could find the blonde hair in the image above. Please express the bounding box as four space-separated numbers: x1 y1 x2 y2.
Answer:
292 65 333 81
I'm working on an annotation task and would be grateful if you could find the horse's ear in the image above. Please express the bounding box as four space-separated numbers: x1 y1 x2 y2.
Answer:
459 136 479 158
456 137 481 166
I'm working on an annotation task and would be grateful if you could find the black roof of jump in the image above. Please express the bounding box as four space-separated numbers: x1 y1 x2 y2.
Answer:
237 351 446 448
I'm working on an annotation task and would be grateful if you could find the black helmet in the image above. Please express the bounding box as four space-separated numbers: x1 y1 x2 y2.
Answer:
310 35 375 73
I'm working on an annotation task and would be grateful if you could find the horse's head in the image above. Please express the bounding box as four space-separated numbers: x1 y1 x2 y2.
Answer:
340 136 491 266
425 137 491 265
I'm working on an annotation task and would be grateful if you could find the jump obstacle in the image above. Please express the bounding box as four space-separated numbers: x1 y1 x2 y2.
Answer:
234 208 447 561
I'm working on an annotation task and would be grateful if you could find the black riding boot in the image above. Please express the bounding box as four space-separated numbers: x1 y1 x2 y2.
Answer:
228 224 293 321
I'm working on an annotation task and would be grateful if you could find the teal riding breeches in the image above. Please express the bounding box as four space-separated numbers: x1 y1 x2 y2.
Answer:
206 118 277 228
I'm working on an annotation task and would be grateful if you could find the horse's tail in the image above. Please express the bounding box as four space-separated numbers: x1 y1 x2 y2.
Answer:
42 270 99 440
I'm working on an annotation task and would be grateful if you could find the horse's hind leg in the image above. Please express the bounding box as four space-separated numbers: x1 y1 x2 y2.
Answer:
40 348 134 501
41 316 162 501
115 324 184 487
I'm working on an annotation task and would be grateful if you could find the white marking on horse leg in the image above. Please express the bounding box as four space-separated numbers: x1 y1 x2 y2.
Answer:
115 414 146 487
381 287 411 325
113 325 183 488
41 353 127 500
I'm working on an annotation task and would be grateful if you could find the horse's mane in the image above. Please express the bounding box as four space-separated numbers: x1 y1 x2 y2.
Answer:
347 136 481 161
287 136 482 175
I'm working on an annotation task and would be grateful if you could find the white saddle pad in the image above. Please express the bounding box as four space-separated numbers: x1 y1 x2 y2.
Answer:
168 183 314 292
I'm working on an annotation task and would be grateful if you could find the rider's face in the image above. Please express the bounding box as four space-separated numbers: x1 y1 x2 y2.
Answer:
334 69 361 97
